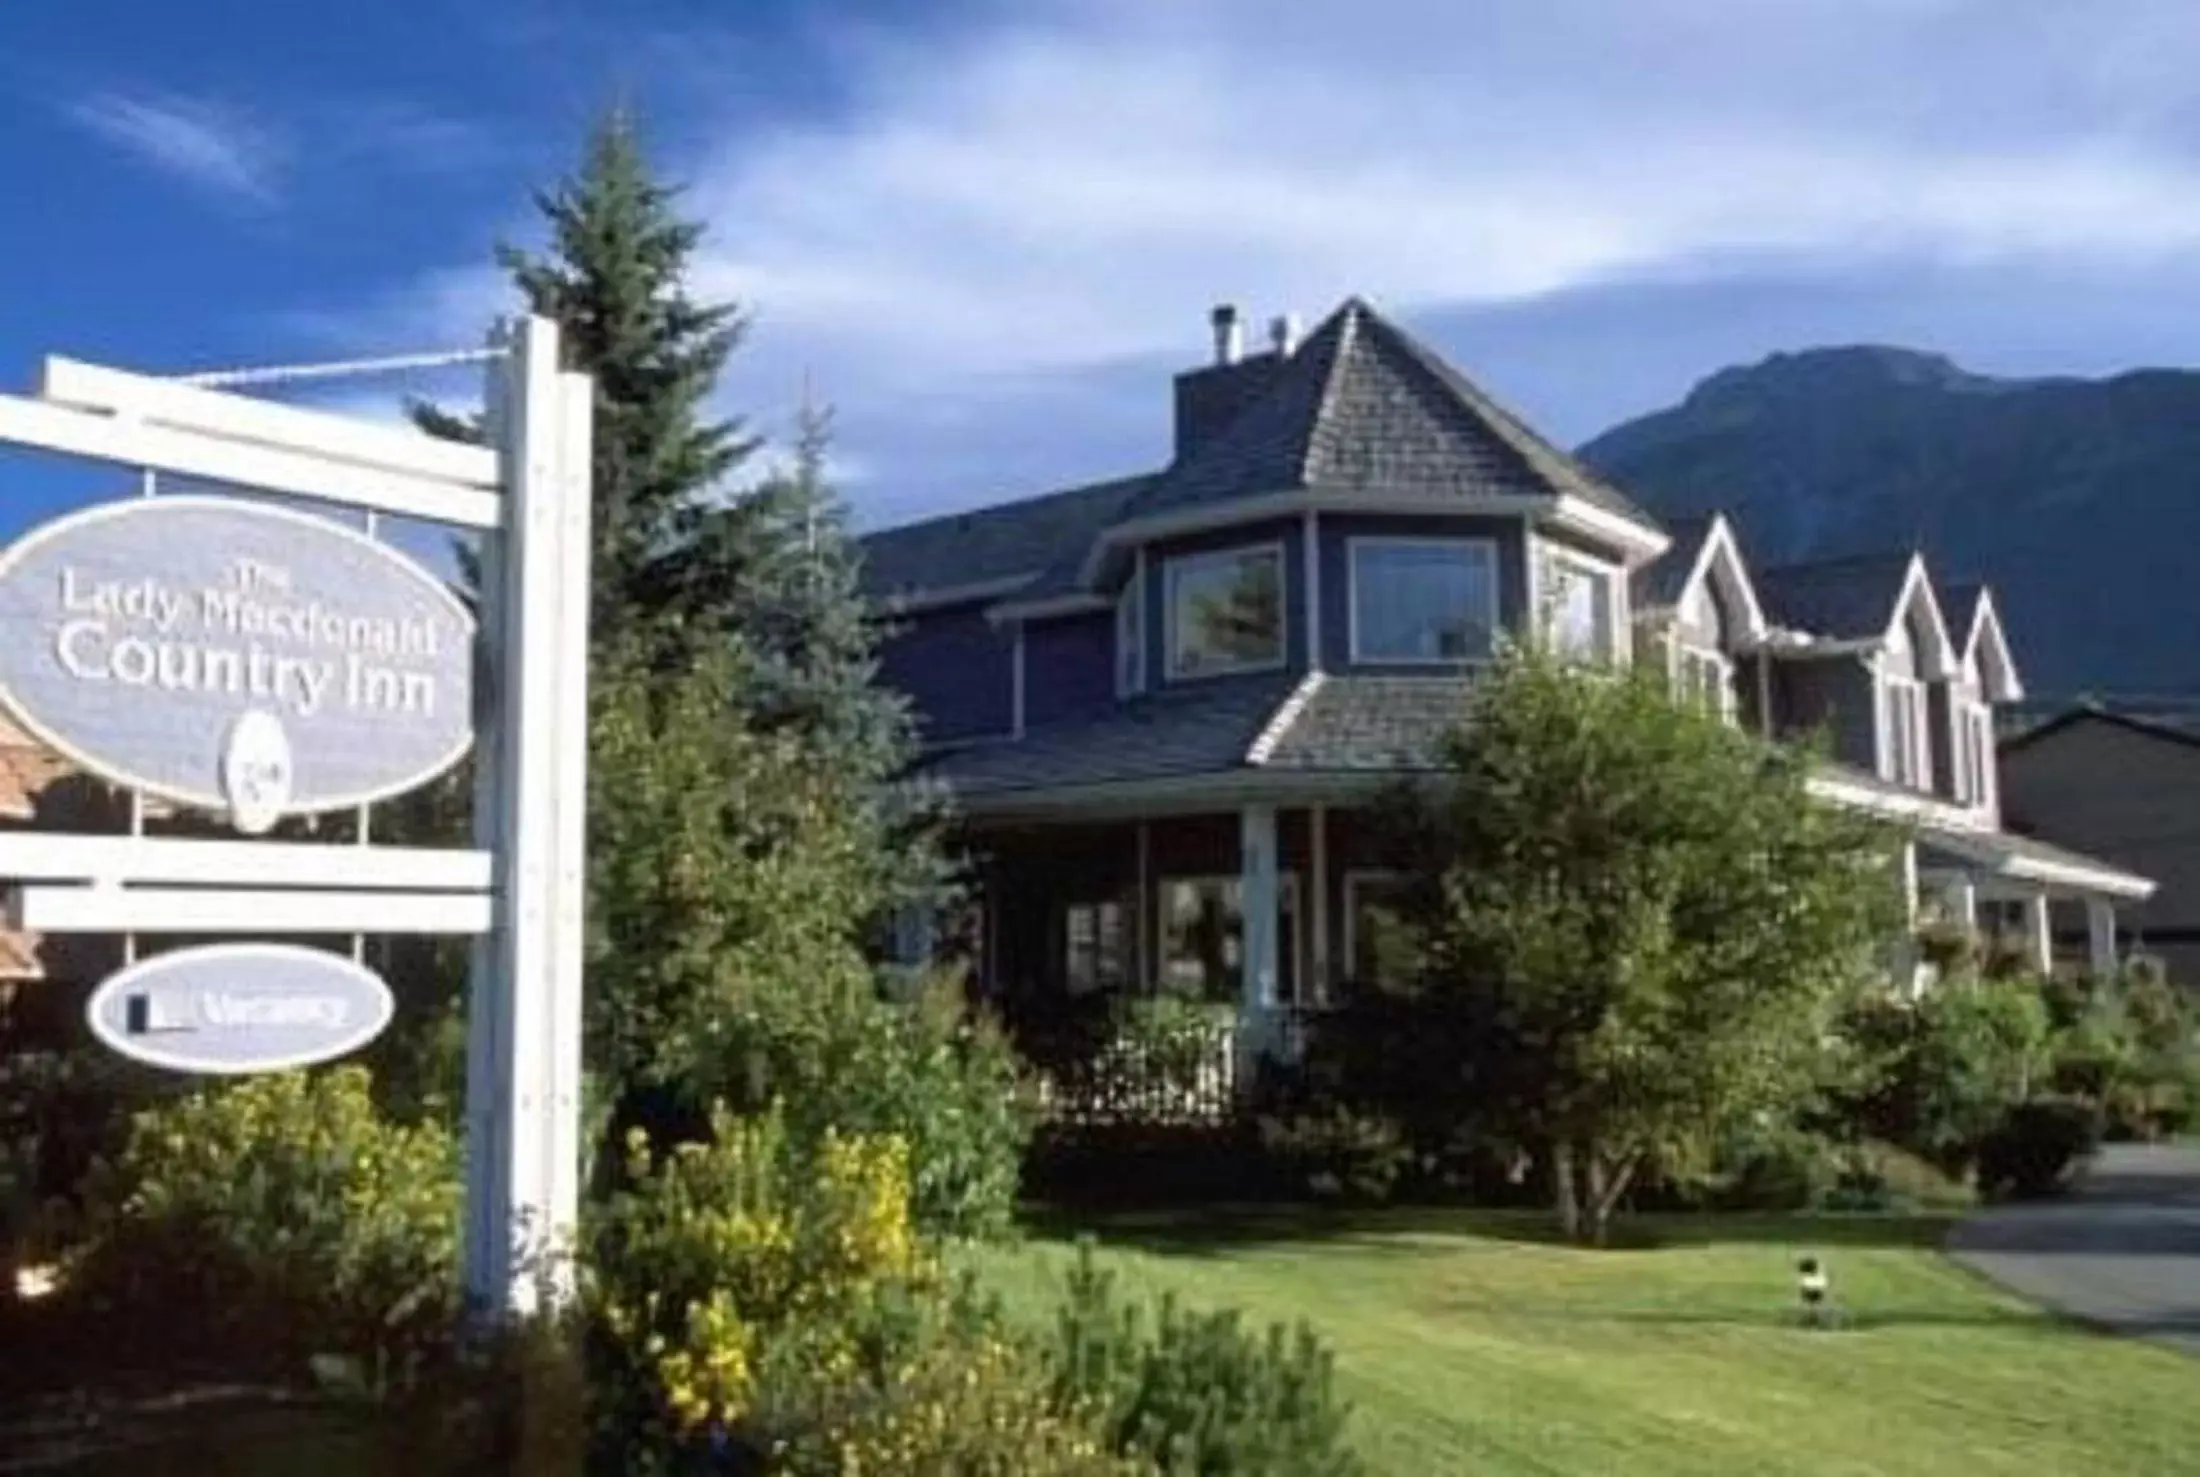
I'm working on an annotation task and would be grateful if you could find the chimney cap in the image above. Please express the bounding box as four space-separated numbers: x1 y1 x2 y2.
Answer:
1209 303 1243 365
1268 312 1300 356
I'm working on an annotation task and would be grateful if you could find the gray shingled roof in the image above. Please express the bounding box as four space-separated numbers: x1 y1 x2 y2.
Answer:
1116 298 1661 529
1757 553 1914 639
1634 516 1714 609
1256 674 1474 771
927 673 1296 797
925 670 1478 799
858 473 1151 601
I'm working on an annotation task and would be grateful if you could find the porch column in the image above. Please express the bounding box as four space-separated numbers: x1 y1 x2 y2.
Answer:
1941 873 1978 932
2023 893 2054 975
2087 898 2119 979
1239 804 1279 1069
1893 841 1921 995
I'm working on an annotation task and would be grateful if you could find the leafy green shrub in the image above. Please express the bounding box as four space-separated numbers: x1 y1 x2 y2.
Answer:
69 1067 461 1384
2047 963 2200 1141
1704 1119 1842 1212
1975 1096 2103 1201
1836 978 2050 1176
1048 1243 1363 1477
1255 1106 1411 1204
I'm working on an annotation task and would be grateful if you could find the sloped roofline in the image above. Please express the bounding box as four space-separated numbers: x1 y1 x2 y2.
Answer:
1960 586 2023 702
2001 703 2200 756
1654 513 1768 642
1884 552 1958 679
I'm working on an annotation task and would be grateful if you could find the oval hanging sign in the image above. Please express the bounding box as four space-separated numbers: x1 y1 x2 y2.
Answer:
0 496 473 829
86 943 396 1075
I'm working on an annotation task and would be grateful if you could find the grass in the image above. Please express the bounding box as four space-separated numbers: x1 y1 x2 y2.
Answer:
969 1206 2200 1477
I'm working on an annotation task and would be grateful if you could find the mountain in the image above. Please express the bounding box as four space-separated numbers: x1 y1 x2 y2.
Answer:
1579 346 2200 702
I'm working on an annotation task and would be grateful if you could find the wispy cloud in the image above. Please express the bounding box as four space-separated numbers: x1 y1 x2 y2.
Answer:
307 0 2200 521
67 90 286 205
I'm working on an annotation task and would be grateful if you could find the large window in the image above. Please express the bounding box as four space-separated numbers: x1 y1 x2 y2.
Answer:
1350 538 1497 663
1958 699 1995 808
1883 675 1929 789
1116 564 1145 696
1166 545 1284 680
1157 874 1300 1004
1064 898 1129 995
1545 551 1616 661
1676 646 1736 722
1343 872 1418 987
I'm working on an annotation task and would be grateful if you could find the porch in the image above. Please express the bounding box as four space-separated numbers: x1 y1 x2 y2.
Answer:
1910 825 2157 983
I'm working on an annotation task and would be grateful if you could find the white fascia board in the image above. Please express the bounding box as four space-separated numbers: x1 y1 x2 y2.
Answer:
1684 516 1769 641
1886 554 1958 679
989 591 1111 623
41 356 499 490
1965 589 2025 703
1913 827 2157 901
872 573 1036 617
1549 495 1670 560
1805 770 1979 830
950 766 1404 824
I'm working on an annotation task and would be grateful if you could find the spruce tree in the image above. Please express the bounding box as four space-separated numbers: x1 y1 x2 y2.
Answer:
496 110 758 637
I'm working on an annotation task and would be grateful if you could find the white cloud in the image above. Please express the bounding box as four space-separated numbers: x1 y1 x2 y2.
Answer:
309 0 2200 516
67 91 286 205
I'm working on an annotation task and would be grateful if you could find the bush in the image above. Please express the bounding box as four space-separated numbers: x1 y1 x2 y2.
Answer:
1703 1119 1842 1212
586 1105 1127 1474
1049 1242 1363 1477
1836 978 2050 1176
1975 1096 2103 1201
2047 964 2200 1142
1255 1106 1411 1205
68 1067 461 1385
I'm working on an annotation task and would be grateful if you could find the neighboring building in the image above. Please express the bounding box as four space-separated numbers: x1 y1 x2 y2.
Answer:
2002 707 2200 989
860 298 2153 1061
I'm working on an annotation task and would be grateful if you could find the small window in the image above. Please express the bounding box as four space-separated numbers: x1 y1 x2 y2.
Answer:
1116 565 1145 697
1350 539 1497 663
1167 546 1284 680
1344 872 1418 987
1958 700 1995 808
1064 899 1129 995
1157 874 1300 1005
1545 553 1615 661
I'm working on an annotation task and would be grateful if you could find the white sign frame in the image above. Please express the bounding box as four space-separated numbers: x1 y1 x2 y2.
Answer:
0 315 591 1317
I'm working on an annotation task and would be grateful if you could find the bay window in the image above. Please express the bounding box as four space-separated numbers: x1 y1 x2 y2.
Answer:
1349 538 1497 663
1167 545 1284 680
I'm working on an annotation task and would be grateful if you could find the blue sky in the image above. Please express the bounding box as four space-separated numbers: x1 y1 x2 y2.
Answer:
9 0 2200 538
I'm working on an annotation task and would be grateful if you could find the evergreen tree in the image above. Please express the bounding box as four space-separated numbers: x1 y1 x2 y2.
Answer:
496 110 758 637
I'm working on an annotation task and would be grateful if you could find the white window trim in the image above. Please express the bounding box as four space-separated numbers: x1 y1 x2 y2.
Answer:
1675 644 1738 723
1346 535 1500 666
1115 553 1146 698
1164 541 1288 683
1543 544 1624 664
1881 672 1931 790
1063 895 1131 995
1155 871 1302 1003
1958 696 1996 811
1342 869 1409 984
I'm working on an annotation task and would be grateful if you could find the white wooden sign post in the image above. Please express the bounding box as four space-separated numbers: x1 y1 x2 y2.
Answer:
0 315 593 1316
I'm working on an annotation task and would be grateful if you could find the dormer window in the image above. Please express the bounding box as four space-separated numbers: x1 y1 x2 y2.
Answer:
1882 671 1930 789
1349 537 1497 663
1116 560 1146 696
1167 544 1284 680
1544 549 1617 662
1956 697 1995 808
1676 646 1737 722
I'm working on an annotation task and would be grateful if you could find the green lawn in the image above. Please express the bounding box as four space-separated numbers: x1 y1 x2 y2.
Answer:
971 1208 2200 1477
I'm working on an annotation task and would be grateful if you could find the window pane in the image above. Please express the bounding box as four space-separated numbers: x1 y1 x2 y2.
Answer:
1156 876 1298 1003
1170 549 1283 678
1548 558 1613 660
1352 542 1493 661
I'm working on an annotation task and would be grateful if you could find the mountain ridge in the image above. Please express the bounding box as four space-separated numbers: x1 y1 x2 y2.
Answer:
1579 346 2200 700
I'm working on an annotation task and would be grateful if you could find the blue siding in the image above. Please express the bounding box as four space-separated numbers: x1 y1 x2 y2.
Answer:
1144 517 1308 687
1025 610 1117 726
1316 513 1528 672
878 604 1014 742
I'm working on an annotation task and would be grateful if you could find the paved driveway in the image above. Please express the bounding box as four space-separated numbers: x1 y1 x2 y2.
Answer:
1949 1142 2200 1354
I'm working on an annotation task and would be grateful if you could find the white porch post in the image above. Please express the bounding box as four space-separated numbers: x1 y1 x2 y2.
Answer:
1943 873 1978 933
2023 893 2054 975
2087 898 2119 979
1893 840 1921 995
1239 803 1278 1074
